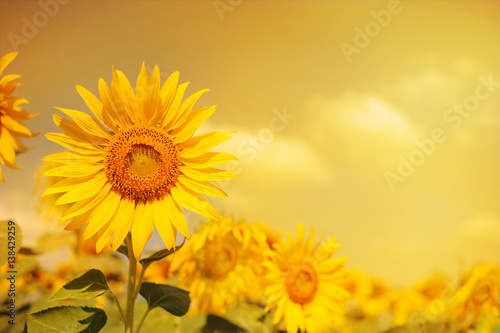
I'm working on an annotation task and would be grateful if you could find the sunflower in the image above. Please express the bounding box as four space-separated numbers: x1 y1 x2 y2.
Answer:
447 263 500 330
169 217 267 315
0 52 38 182
263 224 349 333
43 63 236 259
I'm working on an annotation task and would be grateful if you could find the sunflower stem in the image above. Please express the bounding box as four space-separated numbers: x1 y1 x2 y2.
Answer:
110 289 126 324
125 233 137 333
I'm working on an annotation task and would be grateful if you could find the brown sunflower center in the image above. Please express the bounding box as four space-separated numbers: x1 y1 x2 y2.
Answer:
284 262 318 304
197 239 238 280
105 125 180 203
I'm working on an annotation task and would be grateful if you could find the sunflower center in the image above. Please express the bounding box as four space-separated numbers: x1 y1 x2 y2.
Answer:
285 262 318 305
105 125 180 203
197 240 238 280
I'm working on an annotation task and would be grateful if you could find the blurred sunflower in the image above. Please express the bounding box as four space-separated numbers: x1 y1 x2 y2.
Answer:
0 52 38 182
263 224 349 333
43 63 236 259
448 263 500 330
170 217 267 315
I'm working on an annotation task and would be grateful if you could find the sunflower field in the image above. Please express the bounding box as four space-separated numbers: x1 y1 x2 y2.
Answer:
0 1 499 333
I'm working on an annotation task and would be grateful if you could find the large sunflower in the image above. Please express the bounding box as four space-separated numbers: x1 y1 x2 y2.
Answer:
0 52 38 182
43 63 236 259
170 217 268 315
263 224 349 333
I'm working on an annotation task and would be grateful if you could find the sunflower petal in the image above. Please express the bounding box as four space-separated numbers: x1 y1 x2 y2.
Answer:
76 85 105 125
151 199 176 249
171 89 210 129
42 151 104 164
56 107 111 139
131 202 154 259
107 199 135 251
178 176 227 198
171 183 220 221
178 132 233 158
162 82 189 128
84 191 120 239
0 52 17 75
180 166 236 182
172 106 216 143
59 183 111 222
43 163 102 178
45 133 101 155
55 173 107 205
182 152 237 168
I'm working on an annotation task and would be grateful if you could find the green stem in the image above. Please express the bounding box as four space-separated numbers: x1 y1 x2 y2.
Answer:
135 308 150 333
110 290 126 324
125 233 137 333
133 264 147 301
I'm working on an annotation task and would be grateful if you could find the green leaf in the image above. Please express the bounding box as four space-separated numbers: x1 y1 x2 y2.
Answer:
50 269 110 301
202 314 245 333
0 220 22 267
27 306 107 333
139 282 190 317
139 239 185 268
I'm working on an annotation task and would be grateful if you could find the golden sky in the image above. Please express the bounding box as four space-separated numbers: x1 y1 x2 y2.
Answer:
0 0 499 286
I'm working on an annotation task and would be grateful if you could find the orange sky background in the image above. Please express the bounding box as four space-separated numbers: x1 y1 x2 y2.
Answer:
0 0 499 287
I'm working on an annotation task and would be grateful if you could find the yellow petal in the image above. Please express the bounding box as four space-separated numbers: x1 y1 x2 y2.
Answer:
0 127 16 165
170 182 220 221
131 202 154 259
170 89 210 129
171 106 216 143
151 199 175 249
0 52 17 75
0 165 4 183
178 176 227 198
43 163 103 178
161 82 189 128
178 132 233 158
109 199 135 251
59 183 111 222
56 107 111 139
45 133 101 155
0 115 31 136
63 209 92 231
182 152 237 168
53 114 107 145
42 151 104 164
112 69 139 124
55 173 107 205
159 71 179 115
179 166 236 182
156 194 190 239
83 191 120 239
42 174 98 197
99 78 130 130
76 85 105 126
0 74 21 87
